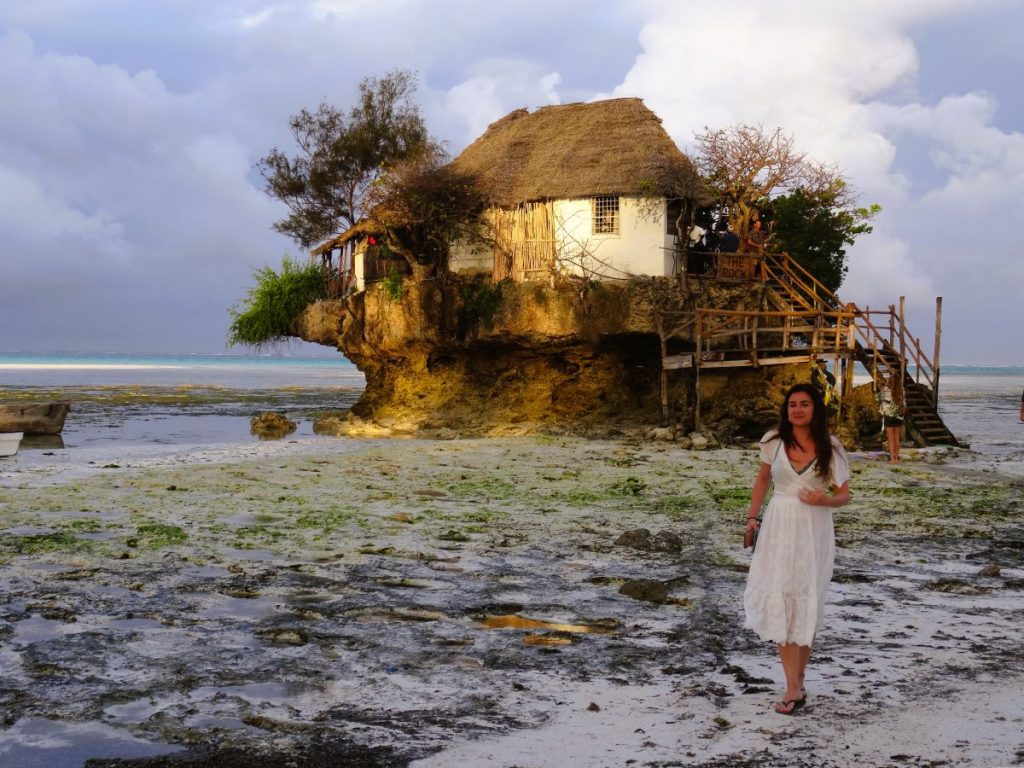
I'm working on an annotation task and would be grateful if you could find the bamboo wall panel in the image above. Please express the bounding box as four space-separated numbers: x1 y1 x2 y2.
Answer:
492 202 557 282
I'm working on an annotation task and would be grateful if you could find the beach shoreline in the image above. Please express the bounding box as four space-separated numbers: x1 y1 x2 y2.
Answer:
1 434 1023 767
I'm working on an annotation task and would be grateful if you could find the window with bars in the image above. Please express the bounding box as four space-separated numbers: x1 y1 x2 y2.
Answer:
591 195 620 235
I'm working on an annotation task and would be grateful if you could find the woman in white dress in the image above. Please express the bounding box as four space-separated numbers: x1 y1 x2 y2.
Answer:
742 383 850 714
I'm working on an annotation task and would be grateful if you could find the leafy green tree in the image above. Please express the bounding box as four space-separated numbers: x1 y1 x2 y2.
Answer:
257 69 438 248
764 185 880 293
227 257 325 348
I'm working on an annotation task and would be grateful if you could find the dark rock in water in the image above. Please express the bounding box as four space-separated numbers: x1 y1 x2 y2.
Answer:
614 528 682 553
618 579 668 603
250 412 297 438
977 564 1001 578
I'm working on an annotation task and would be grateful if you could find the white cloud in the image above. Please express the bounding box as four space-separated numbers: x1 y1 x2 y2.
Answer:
441 60 562 144
0 164 130 269
0 27 290 351
0 1 1020 361
610 0 1021 362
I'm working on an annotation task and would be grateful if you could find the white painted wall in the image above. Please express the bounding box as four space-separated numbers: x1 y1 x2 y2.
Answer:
354 241 367 290
412 195 681 289
552 196 677 279
449 239 492 275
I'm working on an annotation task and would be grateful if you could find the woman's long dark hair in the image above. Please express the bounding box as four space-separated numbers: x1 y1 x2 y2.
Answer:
889 374 904 406
777 383 832 480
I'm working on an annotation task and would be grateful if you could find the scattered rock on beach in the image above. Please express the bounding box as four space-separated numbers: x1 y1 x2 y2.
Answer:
614 529 682 553
260 628 308 646
978 564 1001 578
925 578 991 595
618 578 669 603
250 412 297 438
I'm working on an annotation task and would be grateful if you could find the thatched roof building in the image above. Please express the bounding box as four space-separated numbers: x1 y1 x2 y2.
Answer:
448 97 706 206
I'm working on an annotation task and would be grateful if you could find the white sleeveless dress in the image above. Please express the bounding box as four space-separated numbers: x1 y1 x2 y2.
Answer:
743 431 850 647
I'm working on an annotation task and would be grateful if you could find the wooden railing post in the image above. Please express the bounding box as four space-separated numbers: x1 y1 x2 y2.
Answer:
751 314 759 363
657 315 669 424
898 296 907 386
934 297 943 403
844 316 856 401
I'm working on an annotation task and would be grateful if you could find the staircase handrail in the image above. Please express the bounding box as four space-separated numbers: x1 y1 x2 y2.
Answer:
695 307 858 358
765 252 845 313
761 252 940 404
847 306 938 407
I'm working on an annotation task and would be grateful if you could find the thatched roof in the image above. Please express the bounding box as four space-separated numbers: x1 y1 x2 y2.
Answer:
448 98 706 206
310 219 378 256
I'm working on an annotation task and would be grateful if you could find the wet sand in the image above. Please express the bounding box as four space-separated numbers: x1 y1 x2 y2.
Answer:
1 435 1022 767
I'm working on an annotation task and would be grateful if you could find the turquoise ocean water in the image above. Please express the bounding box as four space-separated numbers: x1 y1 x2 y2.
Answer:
0 352 365 449
0 354 1022 458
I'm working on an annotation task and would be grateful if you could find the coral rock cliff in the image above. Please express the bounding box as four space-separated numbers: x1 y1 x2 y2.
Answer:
294 277 875 442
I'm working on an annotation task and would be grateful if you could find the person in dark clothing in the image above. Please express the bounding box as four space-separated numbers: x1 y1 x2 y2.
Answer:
719 222 740 253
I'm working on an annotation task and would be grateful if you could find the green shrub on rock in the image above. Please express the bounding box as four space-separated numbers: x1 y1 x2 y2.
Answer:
227 257 325 347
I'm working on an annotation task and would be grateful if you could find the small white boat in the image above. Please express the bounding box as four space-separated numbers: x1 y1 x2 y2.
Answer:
0 432 23 457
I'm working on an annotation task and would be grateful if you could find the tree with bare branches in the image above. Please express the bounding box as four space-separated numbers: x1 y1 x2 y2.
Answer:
364 155 488 281
693 124 850 246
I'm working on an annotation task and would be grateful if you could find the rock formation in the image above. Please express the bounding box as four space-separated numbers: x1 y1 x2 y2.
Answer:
294 275 880 444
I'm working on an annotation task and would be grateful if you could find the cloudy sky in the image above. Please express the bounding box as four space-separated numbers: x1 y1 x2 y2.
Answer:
0 0 1021 364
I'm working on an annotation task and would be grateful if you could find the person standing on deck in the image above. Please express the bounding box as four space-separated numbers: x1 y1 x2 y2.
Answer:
745 216 767 254
718 221 740 253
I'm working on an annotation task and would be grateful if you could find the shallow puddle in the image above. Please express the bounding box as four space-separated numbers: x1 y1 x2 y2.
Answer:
12 615 65 644
223 512 289 526
475 614 615 635
522 633 575 646
0 718 182 768
75 530 117 541
196 594 280 620
348 607 448 623
1 526 57 536
106 617 164 631
218 547 280 562
376 576 446 589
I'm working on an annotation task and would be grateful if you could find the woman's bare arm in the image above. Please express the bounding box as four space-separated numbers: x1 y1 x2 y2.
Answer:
746 463 772 528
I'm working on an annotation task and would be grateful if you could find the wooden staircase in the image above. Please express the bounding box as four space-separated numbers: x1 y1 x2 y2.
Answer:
757 252 959 447
850 338 958 446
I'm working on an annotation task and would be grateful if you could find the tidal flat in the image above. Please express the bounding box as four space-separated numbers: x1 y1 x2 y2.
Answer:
1 436 1022 767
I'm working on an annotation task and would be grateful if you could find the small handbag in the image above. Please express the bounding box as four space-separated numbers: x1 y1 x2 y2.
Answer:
743 518 760 551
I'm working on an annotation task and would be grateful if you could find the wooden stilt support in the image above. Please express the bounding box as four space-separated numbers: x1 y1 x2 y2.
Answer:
659 333 669 423
694 314 702 432
934 297 943 402
898 296 906 385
